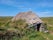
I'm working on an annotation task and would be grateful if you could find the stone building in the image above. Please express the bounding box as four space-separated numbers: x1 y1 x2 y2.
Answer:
12 11 48 32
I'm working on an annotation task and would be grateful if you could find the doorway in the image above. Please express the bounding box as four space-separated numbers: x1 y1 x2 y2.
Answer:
37 23 41 31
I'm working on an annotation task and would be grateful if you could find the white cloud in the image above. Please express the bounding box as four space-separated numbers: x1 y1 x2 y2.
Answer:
0 0 53 7
0 0 53 10
36 11 53 17
37 2 53 7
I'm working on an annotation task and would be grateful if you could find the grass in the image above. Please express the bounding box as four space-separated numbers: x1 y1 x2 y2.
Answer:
41 17 53 31
0 16 53 40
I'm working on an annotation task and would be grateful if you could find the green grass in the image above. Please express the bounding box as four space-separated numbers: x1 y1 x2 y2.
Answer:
41 17 53 31
0 16 53 40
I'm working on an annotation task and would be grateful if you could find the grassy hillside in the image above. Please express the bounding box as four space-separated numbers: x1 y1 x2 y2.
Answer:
41 17 53 31
0 16 12 26
0 17 53 40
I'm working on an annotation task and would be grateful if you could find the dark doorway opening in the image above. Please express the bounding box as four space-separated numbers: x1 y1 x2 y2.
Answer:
37 23 41 31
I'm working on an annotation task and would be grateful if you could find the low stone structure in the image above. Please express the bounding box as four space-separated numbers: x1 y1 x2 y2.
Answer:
12 11 48 32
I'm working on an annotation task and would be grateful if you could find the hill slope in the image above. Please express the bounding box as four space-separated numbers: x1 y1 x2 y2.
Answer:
0 17 53 40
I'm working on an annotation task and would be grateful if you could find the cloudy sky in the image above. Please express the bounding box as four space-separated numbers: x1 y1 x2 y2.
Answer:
0 0 53 17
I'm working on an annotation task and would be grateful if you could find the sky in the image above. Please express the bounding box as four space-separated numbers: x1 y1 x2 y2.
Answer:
0 0 53 17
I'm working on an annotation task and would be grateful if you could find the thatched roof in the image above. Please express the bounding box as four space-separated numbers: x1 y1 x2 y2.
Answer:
12 11 43 24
